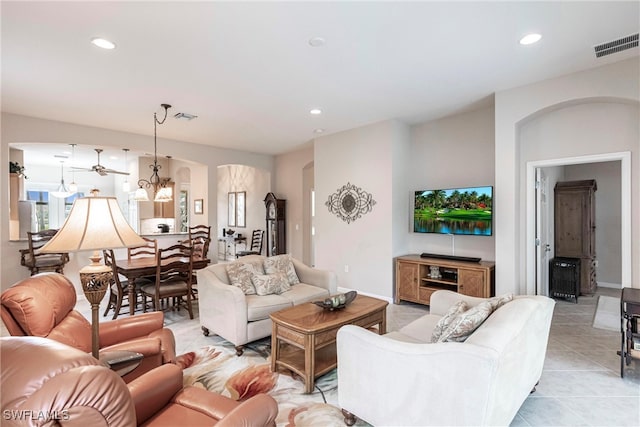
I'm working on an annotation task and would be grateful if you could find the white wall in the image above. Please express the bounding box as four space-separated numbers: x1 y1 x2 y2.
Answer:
495 57 639 294
1 113 274 291
217 164 271 255
315 120 410 300
408 106 495 261
274 145 314 261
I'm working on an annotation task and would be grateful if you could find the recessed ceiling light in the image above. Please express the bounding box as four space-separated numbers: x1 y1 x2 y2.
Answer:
309 108 322 115
308 37 326 47
91 37 116 50
519 33 542 45
313 128 325 134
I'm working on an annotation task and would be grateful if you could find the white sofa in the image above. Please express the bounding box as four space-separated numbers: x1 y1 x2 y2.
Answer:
197 255 337 355
337 290 555 426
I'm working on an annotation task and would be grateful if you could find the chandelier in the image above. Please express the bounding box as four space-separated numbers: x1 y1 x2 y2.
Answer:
134 104 172 202
51 160 75 199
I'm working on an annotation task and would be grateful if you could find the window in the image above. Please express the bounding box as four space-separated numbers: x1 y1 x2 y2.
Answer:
64 192 84 217
27 191 49 231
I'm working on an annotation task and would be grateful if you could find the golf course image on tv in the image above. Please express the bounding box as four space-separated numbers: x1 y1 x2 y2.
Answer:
414 186 493 236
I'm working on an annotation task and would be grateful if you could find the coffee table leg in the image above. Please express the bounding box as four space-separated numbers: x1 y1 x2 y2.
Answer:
304 334 314 393
379 309 387 334
271 324 278 373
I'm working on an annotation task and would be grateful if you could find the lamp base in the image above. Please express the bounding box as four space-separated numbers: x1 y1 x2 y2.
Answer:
79 251 112 360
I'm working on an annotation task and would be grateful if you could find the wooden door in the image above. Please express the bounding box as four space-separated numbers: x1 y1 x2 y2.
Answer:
458 269 485 297
397 261 419 302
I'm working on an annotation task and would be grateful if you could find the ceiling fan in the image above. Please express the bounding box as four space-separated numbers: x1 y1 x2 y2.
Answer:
73 148 129 176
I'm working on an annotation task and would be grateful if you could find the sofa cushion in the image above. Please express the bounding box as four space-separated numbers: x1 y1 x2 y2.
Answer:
438 301 493 343
264 254 300 285
398 314 443 343
430 300 468 343
487 293 514 311
252 273 291 296
246 294 292 321
279 283 330 305
226 262 258 295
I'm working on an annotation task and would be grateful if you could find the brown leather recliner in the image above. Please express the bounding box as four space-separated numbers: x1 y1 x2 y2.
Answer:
1 336 279 426
1 272 176 382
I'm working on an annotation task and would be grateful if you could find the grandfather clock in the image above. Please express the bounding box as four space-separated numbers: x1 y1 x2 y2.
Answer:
264 192 286 256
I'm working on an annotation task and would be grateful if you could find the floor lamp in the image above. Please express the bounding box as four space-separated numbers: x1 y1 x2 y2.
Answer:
39 195 146 359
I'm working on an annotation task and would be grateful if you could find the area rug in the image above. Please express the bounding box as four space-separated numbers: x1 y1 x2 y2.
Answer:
592 295 619 331
177 336 368 427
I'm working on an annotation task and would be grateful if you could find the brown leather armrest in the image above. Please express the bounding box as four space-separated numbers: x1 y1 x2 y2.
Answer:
99 337 161 358
172 387 238 420
216 393 278 427
128 363 183 425
99 312 164 347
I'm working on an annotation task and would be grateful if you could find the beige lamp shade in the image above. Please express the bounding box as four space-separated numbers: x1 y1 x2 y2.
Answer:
39 196 146 253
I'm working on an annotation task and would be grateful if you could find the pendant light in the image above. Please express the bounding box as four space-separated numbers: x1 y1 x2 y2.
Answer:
68 144 78 193
134 104 172 202
51 161 75 199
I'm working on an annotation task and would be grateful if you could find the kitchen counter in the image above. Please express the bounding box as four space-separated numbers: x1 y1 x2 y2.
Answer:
141 232 188 237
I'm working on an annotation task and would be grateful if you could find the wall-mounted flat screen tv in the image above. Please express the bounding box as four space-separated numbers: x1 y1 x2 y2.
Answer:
414 186 493 236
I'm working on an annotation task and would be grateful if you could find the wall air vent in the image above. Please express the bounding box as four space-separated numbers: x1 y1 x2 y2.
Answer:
594 33 638 58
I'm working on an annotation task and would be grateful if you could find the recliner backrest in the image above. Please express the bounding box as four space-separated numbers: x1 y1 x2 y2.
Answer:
0 273 92 352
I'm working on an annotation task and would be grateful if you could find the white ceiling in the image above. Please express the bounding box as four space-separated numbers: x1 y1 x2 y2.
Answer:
2 1 639 158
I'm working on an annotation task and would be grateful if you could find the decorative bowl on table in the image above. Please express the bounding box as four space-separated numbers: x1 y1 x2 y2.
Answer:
313 291 357 311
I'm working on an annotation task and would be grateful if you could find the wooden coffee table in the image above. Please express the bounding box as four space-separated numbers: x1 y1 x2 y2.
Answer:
270 294 388 393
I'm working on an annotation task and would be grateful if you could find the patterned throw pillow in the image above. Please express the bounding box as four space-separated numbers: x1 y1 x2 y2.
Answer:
225 262 258 295
430 300 468 343
251 273 291 296
263 254 300 285
437 301 493 343
487 293 514 311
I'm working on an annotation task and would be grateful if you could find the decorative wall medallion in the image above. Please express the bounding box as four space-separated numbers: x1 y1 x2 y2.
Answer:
325 182 376 224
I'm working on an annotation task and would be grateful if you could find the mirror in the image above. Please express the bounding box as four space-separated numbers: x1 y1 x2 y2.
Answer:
228 191 246 228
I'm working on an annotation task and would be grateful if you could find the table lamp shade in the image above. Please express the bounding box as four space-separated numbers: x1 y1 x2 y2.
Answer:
38 196 145 360
39 196 145 253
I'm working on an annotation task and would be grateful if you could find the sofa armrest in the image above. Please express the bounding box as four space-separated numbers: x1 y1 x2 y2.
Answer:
217 393 278 427
292 258 337 294
128 363 184 425
99 337 161 358
337 325 498 426
99 312 164 347
197 267 250 345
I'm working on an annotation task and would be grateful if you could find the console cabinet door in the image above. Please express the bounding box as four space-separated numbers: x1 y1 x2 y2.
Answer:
458 269 485 297
397 261 419 302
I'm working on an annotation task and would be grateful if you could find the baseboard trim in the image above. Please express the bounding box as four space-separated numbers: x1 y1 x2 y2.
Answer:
337 287 393 304
598 281 622 289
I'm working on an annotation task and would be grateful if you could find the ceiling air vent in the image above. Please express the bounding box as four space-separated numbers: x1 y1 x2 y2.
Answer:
594 33 638 58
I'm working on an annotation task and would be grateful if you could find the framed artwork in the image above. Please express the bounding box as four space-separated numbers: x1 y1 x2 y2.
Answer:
194 199 203 215
228 192 236 226
236 191 246 227
228 191 247 228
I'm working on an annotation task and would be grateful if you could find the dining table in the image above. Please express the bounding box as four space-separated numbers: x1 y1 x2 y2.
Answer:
115 256 210 315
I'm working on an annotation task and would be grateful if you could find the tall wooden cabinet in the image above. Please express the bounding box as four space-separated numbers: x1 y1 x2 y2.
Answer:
554 180 597 295
395 255 495 305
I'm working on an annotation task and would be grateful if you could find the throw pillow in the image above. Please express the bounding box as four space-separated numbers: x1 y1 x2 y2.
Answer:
252 273 291 296
263 254 300 285
430 300 468 343
437 301 493 343
226 262 258 295
487 293 514 311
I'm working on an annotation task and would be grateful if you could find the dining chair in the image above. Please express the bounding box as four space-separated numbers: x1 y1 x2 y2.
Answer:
188 225 211 259
140 243 194 319
236 229 264 258
103 249 142 319
127 236 158 261
20 229 69 276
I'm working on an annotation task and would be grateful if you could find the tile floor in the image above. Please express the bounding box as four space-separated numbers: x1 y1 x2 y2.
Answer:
82 286 640 426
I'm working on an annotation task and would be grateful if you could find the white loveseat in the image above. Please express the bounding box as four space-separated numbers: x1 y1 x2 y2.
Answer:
337 290 555 426
197 255 337 355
